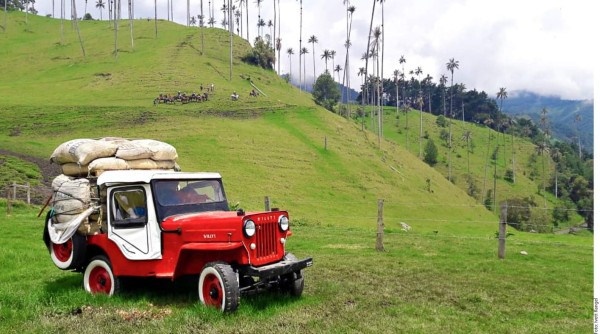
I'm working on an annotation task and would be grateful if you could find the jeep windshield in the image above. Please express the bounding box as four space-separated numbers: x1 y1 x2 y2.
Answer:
152 179 229 220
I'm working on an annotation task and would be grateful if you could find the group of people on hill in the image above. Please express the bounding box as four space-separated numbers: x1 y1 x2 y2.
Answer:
153 83 215 105
231 89 259 101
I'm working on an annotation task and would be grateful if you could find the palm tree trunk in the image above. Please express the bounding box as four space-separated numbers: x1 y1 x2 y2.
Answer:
482 128 491 203
511 132 515 183
72 0 86 59
298 0 302 92
129 0 134 49
364 0 377 131
228 0 233 81
154 0 157 38
113 0 118 61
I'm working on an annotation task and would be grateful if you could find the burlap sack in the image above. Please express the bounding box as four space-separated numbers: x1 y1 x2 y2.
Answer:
61 163 90 177
52 175 91 216
131 139 178 161
88 157 129 173
51 139 119 165
127 159 176 170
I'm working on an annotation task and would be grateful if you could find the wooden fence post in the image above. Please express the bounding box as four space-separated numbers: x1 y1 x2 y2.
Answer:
264 196 271 212
12 182 17 201
498 202 507 259
324 136 328 151
26 182 30 204
6 188 12 215
376 199 385 252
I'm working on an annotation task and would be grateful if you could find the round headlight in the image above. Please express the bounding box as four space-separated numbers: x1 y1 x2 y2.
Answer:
243 219 256 237
278 215 289 232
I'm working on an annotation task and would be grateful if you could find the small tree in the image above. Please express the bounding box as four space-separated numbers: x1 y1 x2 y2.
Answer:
241 36 275 70
312 72 340 111
424 139 438 166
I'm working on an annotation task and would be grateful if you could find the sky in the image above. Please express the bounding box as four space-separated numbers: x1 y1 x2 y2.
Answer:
33 0 596 100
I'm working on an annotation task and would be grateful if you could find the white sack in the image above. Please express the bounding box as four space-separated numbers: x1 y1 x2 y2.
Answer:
50 139 119 165
88 157 129 173
52 175 91 215
48 207 95 244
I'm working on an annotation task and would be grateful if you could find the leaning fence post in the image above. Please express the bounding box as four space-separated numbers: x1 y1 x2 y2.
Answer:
26 182 30 204
498 203 507 259
376 199 385 252
264 196 271 212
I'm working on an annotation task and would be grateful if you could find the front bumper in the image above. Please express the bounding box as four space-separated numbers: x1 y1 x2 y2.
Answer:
241 257 313 280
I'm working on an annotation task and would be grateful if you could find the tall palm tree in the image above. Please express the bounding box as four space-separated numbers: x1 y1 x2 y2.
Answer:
414 66 423 158
496 87 509 180
308 35 318 84
550 147 561 198
128 0 134 49
334 64 342 84
539 107 550 207
255 0 263 36
301 47 309 90
446 58 459 180
439 74 447 116
287 48 294 82
330 50 337 77
424 74 433 113
393 69 400 117
370 26 382 147
321 49 331 73
575 113 582 159
364 0 377 137
297 0 303 93
461 130 473 174
482 117 494 204
276 37 282 74
96 0 105 20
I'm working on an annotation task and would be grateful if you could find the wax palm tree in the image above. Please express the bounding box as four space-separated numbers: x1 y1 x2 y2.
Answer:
364 0 377 135
96 0 105 20
414 66 423 158
308 35 318 84
334 64 342 85
297 0 303 92
321 49 331 73
575 113 582 159
439 74 447 116
446 58 460 116
330 50 337 77
287 48 294 82
255 0 263 36
393 69 400 117
301 47 309 90
549 147 561 198
276 37 282 74
370 26 382 146
68 0 86 59
461 130 473 174
424 74 433 113
482 117 494 204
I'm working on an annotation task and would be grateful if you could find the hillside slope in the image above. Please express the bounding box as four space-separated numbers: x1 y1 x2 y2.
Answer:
1 12 497 235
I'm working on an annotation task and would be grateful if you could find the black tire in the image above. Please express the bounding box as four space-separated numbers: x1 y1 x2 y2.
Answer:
198 262 240 312
46 214 86 270
83 255 121 296
282 253 305 297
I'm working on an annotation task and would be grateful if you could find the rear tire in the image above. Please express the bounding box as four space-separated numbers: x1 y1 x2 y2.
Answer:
46 215 86 270
83 256 120 296
198 262 239 312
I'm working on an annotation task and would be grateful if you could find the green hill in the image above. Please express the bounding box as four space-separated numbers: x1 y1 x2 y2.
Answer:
0 11 499 233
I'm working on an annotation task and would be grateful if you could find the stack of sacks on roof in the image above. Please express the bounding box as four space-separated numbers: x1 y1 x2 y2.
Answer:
50 138 179 177
48 138 179 235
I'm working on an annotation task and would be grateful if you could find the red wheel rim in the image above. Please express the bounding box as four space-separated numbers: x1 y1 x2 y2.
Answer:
202 273 223 308
52 239 72 263
89 266 112 294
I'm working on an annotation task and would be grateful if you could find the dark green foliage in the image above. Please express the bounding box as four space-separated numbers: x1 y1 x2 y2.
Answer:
424 139 438 166
436 115 448 127
466 175 479 199
312 73 341 112
241 37 275 70
484 190 493 211
504 169 514 182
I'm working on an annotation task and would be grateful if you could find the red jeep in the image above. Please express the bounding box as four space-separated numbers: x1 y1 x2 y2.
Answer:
43 170 312 312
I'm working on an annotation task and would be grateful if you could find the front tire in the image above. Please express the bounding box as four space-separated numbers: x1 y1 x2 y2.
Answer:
282 253 305 297
198 262 239 312
83 256 120 296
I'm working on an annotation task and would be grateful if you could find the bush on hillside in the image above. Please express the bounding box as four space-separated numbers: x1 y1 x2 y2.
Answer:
312 73 340 112
241 37 275 70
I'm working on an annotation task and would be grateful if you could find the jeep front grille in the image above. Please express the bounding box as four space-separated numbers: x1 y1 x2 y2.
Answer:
255 220 279 263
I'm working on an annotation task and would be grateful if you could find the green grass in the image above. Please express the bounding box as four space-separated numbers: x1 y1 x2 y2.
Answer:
0 11 593 333
0 204 592 333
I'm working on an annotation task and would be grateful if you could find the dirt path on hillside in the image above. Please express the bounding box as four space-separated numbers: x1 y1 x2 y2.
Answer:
0 148 61 204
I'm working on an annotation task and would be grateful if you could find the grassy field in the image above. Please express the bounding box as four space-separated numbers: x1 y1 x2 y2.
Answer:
0 11 594 333
0 203 593 333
